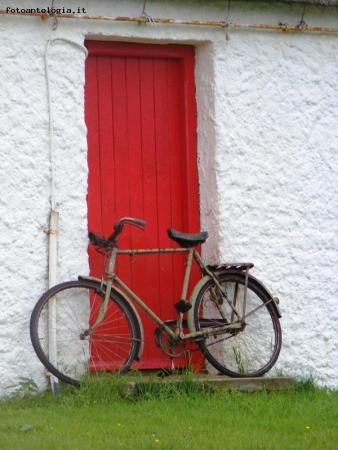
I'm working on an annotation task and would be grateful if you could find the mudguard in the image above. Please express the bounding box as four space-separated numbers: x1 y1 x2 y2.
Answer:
186 270 282 334
78 276 144 361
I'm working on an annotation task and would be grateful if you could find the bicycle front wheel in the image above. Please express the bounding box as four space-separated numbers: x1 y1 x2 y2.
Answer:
30 280 141 386
194 272 281 377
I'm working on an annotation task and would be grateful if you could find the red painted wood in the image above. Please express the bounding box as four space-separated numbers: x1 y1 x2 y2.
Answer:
85 41 200 370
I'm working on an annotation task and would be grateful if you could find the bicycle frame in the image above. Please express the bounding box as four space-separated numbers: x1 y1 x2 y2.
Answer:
30 216 282 386
87 244 244 343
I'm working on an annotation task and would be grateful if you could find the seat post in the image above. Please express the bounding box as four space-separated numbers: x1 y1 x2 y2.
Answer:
180 248 194 301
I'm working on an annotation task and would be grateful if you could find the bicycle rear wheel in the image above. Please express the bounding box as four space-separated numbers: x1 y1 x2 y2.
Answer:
30 280 141 386
194 272 281 377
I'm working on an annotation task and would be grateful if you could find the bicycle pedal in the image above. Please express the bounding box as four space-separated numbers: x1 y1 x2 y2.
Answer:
174 299 192 313
154 327 162 348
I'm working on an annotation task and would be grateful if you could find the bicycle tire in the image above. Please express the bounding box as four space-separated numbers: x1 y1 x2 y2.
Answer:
30 279 141 386
193 272 281 377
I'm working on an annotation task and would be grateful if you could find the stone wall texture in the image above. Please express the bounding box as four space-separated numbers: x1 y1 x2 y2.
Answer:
0 0 337 393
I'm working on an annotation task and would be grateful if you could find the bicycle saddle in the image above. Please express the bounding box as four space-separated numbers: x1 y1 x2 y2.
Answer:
167 228 208 247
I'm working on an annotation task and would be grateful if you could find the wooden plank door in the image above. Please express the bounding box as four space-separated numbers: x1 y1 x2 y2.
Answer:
85 41 201 370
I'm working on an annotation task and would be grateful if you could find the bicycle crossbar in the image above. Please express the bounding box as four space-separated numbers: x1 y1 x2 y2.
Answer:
117 247 191 255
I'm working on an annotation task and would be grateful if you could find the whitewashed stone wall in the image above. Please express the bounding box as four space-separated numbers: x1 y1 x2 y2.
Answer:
0 0 337 394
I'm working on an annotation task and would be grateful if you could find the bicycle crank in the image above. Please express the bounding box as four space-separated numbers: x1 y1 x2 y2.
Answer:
154 321 186 358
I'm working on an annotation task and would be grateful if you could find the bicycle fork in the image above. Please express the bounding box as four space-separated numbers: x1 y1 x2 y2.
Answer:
84 248 118 334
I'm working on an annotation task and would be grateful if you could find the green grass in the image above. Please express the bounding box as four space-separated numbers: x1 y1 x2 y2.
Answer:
1 376 338 450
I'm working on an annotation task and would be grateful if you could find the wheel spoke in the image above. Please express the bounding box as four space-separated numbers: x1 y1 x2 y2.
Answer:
30 281 141 386
194 273 281 377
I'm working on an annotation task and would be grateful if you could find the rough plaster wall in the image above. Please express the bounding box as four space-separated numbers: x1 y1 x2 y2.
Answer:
0 0 337 393
213 20 338 385
1 19 51 393
0 6 89 393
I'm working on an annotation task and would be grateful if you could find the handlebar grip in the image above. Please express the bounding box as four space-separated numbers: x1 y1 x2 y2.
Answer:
133 219 147 227
88 231 104 247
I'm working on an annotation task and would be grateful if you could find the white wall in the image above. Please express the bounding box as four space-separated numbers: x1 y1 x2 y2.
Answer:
0 0 337 393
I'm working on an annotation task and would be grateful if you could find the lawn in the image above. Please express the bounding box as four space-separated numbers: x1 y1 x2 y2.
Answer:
1 377 337 450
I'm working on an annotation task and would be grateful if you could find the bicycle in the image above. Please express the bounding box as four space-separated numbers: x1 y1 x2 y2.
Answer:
30 217 282 387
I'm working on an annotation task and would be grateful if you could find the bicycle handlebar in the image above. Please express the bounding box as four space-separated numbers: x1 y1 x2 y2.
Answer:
89 217 147 248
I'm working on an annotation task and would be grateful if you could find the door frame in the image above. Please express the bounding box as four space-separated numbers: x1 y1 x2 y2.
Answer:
85 40 201 368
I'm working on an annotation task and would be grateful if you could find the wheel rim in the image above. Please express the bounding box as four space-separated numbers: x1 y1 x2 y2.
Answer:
33 282 138 385
195 276 281 377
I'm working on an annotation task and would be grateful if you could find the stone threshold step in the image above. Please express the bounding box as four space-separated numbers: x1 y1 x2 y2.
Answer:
123 374 294 393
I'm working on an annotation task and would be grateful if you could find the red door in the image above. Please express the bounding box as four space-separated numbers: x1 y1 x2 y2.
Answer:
85 41 201 370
